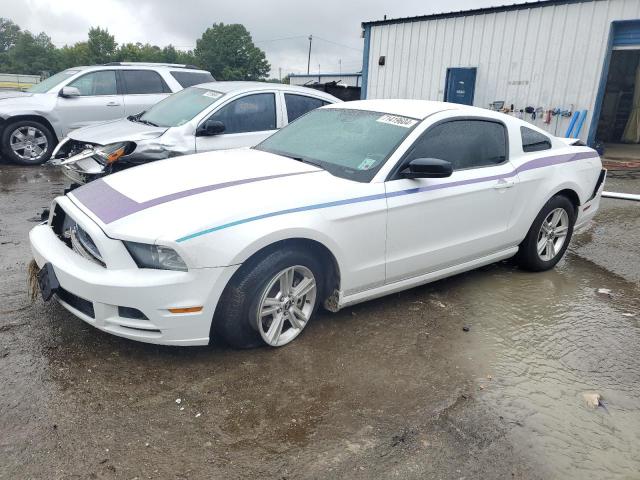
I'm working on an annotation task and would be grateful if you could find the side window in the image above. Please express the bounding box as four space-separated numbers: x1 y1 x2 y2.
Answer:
406 120 507 170
208 93 276 134
67 70 117 96
170 71 215 88
121 70 170 94
284 94 325 122
521 126 552 152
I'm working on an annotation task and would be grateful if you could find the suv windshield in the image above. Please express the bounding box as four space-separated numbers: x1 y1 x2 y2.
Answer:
255 108 419 182
27 70 80 93
138 87 223 128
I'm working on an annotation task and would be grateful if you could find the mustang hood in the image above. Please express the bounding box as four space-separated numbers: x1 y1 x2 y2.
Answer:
67 148 350 242
67 117 168 145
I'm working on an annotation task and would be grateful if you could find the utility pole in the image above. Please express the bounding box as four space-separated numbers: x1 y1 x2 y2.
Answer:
318 63 321 83
279 67 282 82
339 59 342 75
307 35 313 75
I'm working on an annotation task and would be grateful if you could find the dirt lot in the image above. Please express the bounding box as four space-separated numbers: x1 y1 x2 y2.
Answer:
1 163 639 479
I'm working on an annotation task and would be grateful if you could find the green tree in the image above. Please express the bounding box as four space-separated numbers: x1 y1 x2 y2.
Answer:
175 49 197 66
195 23 269 80
87 27 116 64
162 45 178 63
137 43 163 62
114 42 143 62
0 18 21 52
4 30 57 74
58 42 90 69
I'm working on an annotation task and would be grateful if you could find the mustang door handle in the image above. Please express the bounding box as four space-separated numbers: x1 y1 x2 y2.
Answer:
106 102 120 107
493 178 515 189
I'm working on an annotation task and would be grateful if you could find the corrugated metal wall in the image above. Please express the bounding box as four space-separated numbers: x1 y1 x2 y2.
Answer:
364 0 640 141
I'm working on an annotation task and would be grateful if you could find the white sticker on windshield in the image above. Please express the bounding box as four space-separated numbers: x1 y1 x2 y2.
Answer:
377 114 418 128
357 158 378 170
203 91 222 99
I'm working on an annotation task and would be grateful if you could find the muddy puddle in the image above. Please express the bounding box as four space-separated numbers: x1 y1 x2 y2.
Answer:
455 254 640 479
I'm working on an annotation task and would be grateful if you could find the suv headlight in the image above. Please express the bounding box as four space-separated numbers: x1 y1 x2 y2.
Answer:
95 142 129 165
123 241 187 271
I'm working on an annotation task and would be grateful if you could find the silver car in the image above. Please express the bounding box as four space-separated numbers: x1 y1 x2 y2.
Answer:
0 62 214 165
51 82 340 185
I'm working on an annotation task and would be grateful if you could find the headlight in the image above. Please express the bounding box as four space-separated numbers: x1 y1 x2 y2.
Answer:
95 142 129 165
123 241 187 271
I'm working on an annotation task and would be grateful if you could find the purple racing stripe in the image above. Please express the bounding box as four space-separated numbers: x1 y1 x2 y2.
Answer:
177 151 600 242
71 170 318 224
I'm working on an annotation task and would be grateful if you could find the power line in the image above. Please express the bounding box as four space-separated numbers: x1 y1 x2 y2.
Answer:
313 36 363 53
254 34 308 44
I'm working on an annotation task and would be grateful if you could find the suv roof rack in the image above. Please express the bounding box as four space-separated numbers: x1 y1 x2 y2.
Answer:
102 62 203 70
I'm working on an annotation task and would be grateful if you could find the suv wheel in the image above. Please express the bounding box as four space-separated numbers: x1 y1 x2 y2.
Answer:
2 120 55 165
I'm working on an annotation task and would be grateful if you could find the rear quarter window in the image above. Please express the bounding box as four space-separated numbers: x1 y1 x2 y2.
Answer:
284 94 327 122
521 126 552 152
121 70 171 94
170 71 215 88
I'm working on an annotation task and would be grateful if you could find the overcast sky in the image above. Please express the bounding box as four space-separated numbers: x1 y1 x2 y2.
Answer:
3 0 532 77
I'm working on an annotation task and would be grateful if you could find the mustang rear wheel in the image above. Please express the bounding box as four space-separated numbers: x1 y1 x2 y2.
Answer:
516 194 576 271
213 248 323 348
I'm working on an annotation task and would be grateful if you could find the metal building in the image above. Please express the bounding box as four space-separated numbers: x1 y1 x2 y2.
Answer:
289 73 362 87
361 0 640 149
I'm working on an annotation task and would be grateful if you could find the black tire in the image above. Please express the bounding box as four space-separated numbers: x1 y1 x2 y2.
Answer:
213 247 324 349
516 194 576 272
1 119 55 165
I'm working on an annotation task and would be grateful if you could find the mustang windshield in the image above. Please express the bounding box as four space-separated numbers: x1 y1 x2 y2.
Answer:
255 108 418 182
27 70 79 93
139 87 223 128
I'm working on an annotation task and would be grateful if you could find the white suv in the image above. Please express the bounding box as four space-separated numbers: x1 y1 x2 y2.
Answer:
0 63 214 165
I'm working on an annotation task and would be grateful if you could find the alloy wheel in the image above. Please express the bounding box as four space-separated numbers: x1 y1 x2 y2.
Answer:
10 126 48 161
256 265 317 347
536 207 570 262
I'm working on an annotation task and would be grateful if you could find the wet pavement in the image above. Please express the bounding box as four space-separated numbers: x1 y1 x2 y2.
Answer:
0 162 639 479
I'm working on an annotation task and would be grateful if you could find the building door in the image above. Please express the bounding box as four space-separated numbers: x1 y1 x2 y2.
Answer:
444 68 477 105
590 20 640 159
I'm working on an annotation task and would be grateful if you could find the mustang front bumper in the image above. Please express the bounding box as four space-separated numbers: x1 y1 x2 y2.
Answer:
29 198 238 346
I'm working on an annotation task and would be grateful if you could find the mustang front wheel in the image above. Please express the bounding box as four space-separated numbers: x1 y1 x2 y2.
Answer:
257 265 317 347
213 247 323 348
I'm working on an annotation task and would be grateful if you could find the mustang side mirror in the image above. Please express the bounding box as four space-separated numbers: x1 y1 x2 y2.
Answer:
400 158 453 179
59 86 81 98
196 120 225 137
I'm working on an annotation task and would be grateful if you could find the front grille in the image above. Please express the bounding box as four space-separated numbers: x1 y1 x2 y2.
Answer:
51 203 104 267
51 204 67 239
57 288 95 318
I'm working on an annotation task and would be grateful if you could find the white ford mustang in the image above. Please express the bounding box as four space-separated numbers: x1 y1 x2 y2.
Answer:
30 100 606 348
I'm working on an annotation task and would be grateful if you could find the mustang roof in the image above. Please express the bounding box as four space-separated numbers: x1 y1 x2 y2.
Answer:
324 99 478 120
